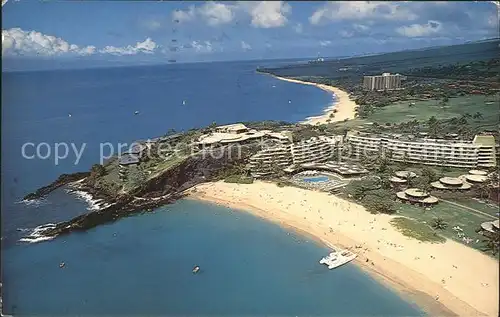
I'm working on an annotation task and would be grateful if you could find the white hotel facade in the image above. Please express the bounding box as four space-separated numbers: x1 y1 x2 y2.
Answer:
346 130 497 168
249 136 339 176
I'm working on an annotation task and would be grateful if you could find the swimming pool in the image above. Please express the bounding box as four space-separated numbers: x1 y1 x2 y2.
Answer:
301 176 329 183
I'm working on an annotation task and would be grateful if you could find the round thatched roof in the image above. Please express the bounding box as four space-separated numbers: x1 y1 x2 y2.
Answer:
405 188 429 198
439 177 463 186
395 171 417 179
469 170 488 176
421 196 439 204
493 219 499 229
390 176 407 183
465 174 487 183
396 191 408 200
432 180 471 190
481 221 495 233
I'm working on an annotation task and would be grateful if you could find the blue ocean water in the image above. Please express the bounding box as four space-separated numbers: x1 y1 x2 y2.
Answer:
2 60 425 316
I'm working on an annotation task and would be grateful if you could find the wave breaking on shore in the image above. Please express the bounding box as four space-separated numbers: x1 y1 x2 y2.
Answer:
19 223 56 243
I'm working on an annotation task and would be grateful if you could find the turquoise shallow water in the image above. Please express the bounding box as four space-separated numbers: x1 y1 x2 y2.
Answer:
3 199 425 316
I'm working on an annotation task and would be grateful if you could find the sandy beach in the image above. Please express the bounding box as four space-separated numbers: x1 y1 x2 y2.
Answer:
272 75 357 125
188 181 499 316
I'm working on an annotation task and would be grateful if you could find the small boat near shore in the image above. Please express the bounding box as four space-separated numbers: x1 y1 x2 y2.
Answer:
320 249 357 269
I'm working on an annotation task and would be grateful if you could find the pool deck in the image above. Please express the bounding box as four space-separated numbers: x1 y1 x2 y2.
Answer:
291 171 347 191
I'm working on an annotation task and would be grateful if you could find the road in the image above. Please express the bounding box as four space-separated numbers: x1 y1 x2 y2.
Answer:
440 199 497 220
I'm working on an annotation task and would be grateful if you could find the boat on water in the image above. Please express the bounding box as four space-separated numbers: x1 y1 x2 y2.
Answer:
192 265 200 274
319 249 357 269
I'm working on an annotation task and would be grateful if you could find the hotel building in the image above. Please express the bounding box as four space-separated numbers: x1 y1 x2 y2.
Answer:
249 136 338 176
345 130 497 168
196 123 293 149
363 73 406 91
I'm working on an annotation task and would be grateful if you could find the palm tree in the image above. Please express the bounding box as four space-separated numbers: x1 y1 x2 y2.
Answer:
472 112 483 120
481 231 500 255
431 218 448 230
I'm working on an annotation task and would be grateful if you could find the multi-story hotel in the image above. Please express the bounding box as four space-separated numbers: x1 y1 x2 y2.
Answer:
248 145 293 176
345 130 497 168
363 73 406 91
249 136 338 176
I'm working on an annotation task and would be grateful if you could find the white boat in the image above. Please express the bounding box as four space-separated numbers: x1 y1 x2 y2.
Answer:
182 100 186 105
319 249 357 269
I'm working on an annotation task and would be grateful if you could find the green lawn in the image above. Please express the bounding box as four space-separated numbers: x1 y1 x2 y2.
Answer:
390 217 446 243
364 95 499 126
395 201 492 251
329 95 499 131
447 198 500 218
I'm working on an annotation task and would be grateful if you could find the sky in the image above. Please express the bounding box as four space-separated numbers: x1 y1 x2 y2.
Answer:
2 1 499 69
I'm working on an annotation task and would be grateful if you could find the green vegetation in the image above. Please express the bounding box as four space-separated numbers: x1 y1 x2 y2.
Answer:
395 201 493 251
344 178 397 214
351 95 499 133
481 231 500 256
390 217 446 243
224 175 254 184
431 217 449 230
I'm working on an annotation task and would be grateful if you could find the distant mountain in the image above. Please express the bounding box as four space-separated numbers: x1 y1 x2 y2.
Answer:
259 39 500 79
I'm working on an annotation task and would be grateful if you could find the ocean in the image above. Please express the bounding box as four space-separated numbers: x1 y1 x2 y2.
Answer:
1 60 425 316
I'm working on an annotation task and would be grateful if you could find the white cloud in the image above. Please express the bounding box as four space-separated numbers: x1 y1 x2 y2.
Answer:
244 1 291 28
100 38 158 55
353 23 369 32
172 6 196 24
188 40 214 53
172 2 234 26
319 40 332 47
142 19 162 31
241 40 252 51
294 23 303 34
339 30 354 38
2 28 96 56
396 20 443 37
310 1 417 25
2 0 8 7
172 1 291 28
198 2 234 26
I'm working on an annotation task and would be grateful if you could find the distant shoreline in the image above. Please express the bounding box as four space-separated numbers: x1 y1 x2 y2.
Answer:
187 181 499 317
269 75 357 125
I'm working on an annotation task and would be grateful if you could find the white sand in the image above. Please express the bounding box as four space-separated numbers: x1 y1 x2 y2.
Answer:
188 181 499 316
272 75 357 125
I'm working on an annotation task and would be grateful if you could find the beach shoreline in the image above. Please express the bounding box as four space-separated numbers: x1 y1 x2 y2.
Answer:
187 181 499 317
270 75 357 125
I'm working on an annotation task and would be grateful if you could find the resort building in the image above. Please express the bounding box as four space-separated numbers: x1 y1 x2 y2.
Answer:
196 123 293 149
290 136 334 165
396 188 439 207
345 130 497 168
249 136 339 176
292 161 369 178
248 145 292 177
215 123 249 134
362 73 406 91
118 154 140 180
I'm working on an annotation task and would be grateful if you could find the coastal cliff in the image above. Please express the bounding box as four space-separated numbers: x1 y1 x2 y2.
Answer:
22 172 90 201
25 144 259 238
